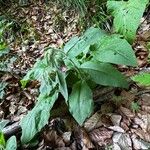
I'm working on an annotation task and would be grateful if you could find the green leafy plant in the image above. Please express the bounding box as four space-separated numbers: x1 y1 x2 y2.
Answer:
107 0 149 43
20 27 137 143
131 101 140 113
132 73 150 86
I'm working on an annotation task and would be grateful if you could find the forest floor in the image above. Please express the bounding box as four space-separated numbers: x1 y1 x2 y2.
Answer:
0 1 150 150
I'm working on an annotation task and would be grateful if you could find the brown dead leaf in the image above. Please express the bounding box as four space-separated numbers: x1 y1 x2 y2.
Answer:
141 94 150 106
62 132 71 145
120 122 129 131
110 114 122 126
119 106 135 118
134 114 150 132
101 103 114 114
121 91 135 108
89 127 113 147
113 133 132 150
132 128 150 143
108 126 125 133
101 114 113 126
131 134 150 150
84 112 102 132
73 126 94 150
142 105 150 113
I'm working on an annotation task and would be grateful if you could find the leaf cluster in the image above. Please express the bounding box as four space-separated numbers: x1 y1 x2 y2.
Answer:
20 27 137 143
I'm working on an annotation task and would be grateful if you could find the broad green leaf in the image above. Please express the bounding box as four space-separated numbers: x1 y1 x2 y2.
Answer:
5 136 17 150
65 27 106 57
69 81 94 125
21 59 57 95
132 73 150 86
80 61 128 88
92 34 137 66
0 132 5 147
56 71 68 101
20 92 58 144
107 0 149 43
64 36 79 53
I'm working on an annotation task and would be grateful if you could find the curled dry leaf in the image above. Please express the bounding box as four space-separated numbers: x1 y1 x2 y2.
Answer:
89 127 113 147
110 114 122 126
141 94 150 106
113 143 121 150
62 132 71 145
108 126 125 133
84 112 102 132
132 128 150 143
119 106 135 118
101 114 113 126
43 130 65 148
120 122 129 131
121 91 135 108
142 105 150 113
134 117 146 131
131 134 150 150
112 133 132 150
141 114 150 132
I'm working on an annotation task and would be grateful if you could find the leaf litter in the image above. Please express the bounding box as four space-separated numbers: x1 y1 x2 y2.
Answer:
0 1 150 149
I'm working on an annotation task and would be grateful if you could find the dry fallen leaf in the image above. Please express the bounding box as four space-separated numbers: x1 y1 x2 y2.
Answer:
119 106 135 118
121 91 135 108
73 126 94 150
110 114 122 126
112 133 132 150
131 134 150 150
132 128 150 143
89 127 113 147
108 126 125 133
84 112 102 132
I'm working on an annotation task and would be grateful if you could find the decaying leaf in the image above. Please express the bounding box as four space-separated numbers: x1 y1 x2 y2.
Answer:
110 114 122 126
73 126 95 150
112 133 132 150
131 134 150 150
132 128 150 143
119 106 135 118
89 127 113 147
108 126 125 133
84 112 102 132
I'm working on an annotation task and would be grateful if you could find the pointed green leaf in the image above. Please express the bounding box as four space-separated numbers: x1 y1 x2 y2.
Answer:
0 132 5 147
64 36 79 53
0 120 9 130
20 92 58 144
107 0 149 43
21 59 57 95
80 61 128 88
132 73 150 86
65 27 106 57
5 136 17 150
92 34 137 66
69 81 94 125
56 70 68 101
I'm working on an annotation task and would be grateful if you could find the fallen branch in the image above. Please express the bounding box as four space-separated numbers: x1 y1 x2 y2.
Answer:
2 122 21 138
